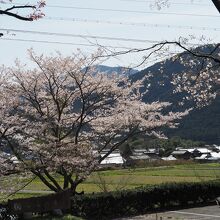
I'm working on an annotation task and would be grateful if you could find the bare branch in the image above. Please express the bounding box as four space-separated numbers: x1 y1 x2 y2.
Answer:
0 9 33 21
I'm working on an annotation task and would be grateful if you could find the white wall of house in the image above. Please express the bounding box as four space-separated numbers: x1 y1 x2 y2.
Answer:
100 153 124 165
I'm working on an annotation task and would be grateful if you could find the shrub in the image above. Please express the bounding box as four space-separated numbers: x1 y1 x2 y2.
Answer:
71 180 220 219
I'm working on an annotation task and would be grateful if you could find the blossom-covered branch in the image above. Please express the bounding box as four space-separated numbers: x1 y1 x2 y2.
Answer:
0 0 45 21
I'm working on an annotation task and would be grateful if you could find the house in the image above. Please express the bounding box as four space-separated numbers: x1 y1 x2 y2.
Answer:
129 154 151 161
145 148 160 157
162 155 177 161
194 154 210 162
171 150 192 160
211 144 220 152
207 152 220 162
195 152 220 162
132 149 147 155
193 148 211 157
100 151 124 166
125 148 161 166
171 147 212 160
144 152 161 161
126 154 150 166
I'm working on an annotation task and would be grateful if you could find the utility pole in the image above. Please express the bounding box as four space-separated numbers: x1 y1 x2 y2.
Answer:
212 0 220 13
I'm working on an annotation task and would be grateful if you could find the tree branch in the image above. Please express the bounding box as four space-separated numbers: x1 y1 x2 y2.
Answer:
31 170 59 192
212 0 220 13
43 169 62 191
5 5 35 12
0 9 33 21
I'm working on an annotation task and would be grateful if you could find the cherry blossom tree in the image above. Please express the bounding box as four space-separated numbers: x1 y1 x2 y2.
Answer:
169 42 220 107
0 50 188 194
0 0 45 36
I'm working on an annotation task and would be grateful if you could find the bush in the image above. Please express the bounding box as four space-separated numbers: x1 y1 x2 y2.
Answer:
71 180 220 219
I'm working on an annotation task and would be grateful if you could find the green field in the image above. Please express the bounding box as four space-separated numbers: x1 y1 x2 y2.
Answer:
1 163 220 200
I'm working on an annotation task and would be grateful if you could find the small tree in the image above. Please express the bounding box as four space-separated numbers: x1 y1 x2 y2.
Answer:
0 50 188 194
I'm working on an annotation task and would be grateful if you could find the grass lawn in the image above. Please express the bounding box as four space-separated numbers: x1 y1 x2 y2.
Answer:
32 215 82 220
1 163 220 201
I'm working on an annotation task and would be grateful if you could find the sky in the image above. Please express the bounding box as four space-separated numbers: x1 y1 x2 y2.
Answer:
0 0 220 70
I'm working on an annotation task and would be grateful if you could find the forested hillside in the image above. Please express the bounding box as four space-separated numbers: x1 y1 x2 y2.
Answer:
132 45 220 144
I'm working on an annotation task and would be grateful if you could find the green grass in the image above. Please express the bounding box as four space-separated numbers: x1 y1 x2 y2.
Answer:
32 215 82 220
1 163 220 201
25 163 220 190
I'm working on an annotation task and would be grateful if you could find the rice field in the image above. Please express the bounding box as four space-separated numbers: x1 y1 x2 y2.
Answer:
1 163 220 200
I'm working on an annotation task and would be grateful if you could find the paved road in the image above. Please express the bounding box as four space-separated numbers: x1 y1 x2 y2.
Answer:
116 205 220 220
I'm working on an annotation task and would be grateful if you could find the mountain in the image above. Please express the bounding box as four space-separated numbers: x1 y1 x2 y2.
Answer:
91 65 138 76
131 44 220 144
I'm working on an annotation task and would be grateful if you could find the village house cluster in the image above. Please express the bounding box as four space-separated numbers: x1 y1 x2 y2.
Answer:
1 144 220 167
100 144 220 167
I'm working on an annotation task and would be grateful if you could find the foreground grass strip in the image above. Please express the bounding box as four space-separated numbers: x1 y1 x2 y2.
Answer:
32 215 83 220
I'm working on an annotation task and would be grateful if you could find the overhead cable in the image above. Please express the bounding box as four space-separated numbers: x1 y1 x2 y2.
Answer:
0 28 161 43
1 2 218 17
43 5 219 17
0 37 133 49
0 28 206 46
46 16 220 32
120 0 211 6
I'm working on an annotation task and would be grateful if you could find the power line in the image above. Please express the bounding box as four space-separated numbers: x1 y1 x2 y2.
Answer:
46 16 220 32
1 2 218 18
120 0 211 6
42 5 220 18
0 28 206 46
0 37 185 59
0 37 203 65
0 28 205 48
0 28 161 43
0 37 185 63
0 37 133 49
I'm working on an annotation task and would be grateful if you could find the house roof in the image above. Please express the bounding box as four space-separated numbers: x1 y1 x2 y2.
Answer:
213 145 220 150
182 149 195 153
100 149 120 154
100 153 124 165
195 154 209 160
145 148 158 153
129 155 150 160
173 148 211 155
194 148 211 153
132 149 147 155
210 152 220 159
172 150 189 155
133 149 146 153
162 155 177 161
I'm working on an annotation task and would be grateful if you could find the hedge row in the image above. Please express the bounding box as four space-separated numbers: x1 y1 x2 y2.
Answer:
71 181 220 219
